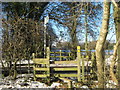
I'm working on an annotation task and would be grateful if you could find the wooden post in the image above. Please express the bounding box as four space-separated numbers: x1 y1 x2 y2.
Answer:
91 52 95 79
86 55 89 81
69 52 71 61
54 51 56 61
77 46 81 82
60 50 62 61
32 53 35 59
86 55 89 59
47 47 50 77
82 56 85 82
91 52 95 73
32 53 36 81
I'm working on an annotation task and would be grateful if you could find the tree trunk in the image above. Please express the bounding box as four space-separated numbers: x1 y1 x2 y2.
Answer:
95 1 110 88
109 38 120 86
85 3 88 53
113 4 120 88
13 61 17 79
70 11 78 59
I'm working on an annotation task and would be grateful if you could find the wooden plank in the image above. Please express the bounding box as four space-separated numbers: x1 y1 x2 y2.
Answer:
50 64 77 67
54 61 77 64
54 67 77 71
35 74 49 78
50 56 71 57
82 58 85 82
50 52 71 54
33 58 48 61
34 67 48 71
58 74 77 77
33 59 49 64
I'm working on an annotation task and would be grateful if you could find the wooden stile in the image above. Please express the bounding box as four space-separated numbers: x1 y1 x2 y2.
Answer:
32 46 93 82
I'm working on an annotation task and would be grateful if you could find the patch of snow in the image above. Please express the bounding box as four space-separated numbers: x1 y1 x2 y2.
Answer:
81 85 90 90
30 81 47 88
50 82 62 88
106 80 117 88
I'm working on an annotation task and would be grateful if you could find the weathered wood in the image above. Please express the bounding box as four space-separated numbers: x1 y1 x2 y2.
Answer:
32 53 35 58
35 74 50 78
33 67 49 71
46 47 50 77
54 61 77 64
69 52 71 61
50 56 71 57
32 47 50 80
60 50 62 61
91 52 95 74
54 67 77 71
86 55 89 59
32 53 36 81
32 46 89 82
77 46 81 82
54 52 56 60
82 56 85 82
59 74 77 77
50 52 69 54
33 59 49 64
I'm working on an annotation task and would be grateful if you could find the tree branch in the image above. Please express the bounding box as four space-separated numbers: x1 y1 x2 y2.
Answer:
111 0 118 8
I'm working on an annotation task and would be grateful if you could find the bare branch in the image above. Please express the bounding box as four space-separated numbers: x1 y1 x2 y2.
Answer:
111 0 118 7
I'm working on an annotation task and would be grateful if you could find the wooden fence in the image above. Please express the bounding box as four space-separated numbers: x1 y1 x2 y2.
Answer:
32 46 95 82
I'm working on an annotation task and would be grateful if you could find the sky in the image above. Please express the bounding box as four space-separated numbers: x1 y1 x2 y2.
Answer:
0 2 116 45
49 2 116 43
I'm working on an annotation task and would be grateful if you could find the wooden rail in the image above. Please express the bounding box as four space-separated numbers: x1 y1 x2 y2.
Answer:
32 47 50 80
32 46 95 82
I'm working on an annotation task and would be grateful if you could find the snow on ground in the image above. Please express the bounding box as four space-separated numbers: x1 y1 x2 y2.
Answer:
0 74 118 89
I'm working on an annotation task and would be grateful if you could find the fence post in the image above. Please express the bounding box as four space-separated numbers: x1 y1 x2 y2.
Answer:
32 53 35 59
77 46 81 82
82 56 85 82
60 50 62 61
47 47 50 77
32 53 36 81
91 52 95 78
54 51 56 61
69 52 71 61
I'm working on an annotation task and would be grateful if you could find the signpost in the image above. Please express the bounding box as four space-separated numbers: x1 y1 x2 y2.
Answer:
44 15 49 58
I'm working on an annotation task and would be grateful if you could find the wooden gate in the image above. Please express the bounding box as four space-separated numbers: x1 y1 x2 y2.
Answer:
32 46 95 82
